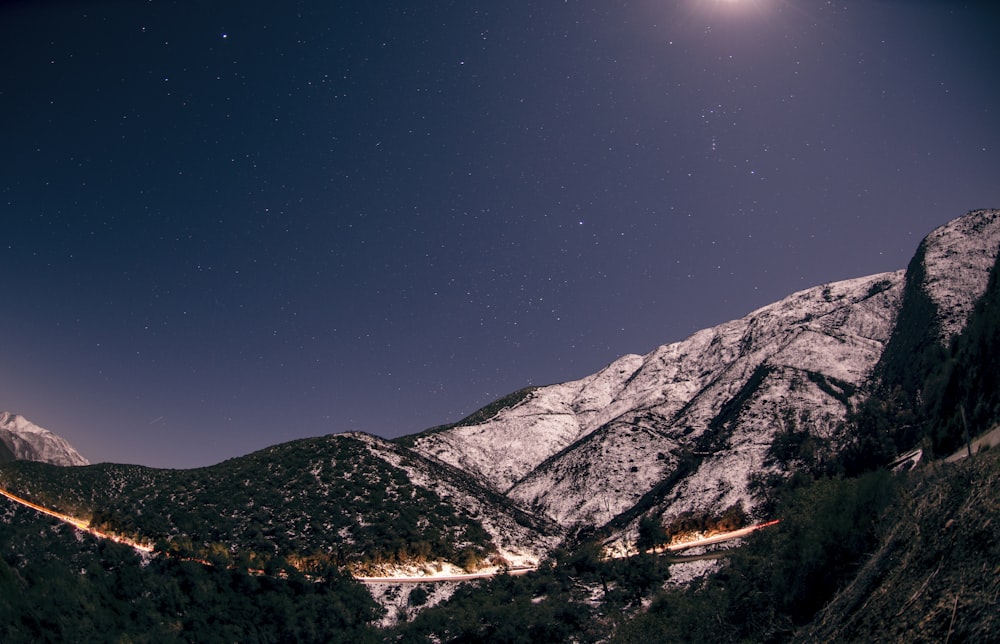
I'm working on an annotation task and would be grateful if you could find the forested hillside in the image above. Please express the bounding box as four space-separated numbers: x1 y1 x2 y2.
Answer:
0 434 503 573
0 500 382 643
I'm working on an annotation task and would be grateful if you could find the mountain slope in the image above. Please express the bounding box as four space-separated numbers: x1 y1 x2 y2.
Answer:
402 354 649 493
0 432 558 571
921 209 1000 341
796 445 1000 643
0 412 88 466
406 209 1000 536
508 272 904 529
406 272 904 529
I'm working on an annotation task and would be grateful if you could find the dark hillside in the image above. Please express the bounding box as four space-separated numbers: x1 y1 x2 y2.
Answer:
843 245 1000 472
611 469 898 643
842 241 946 471
922 250 1000 456
609 446 999 643
799 447 1000 643
872 240 945 420
0 440 15 464
0 500 381 643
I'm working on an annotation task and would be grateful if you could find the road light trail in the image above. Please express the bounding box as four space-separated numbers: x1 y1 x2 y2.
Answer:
355 566 537 585
664 519 781 553
0 485 153 553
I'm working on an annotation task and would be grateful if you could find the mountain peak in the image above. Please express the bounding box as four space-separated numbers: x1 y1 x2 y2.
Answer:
919 208 1000 341
0 412 89 466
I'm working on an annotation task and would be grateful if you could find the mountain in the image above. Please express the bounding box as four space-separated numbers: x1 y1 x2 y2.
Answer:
2 208 999 576
919 210 1000 341
404 209 1000 540
0 412 89 467
406 272 903 529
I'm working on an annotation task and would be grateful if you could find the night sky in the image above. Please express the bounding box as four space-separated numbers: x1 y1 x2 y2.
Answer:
2 1 998 468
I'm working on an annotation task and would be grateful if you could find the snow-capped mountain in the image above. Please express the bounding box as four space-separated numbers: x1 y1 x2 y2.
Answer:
406 209 1000 536
0 411 89 466
410 272 904 527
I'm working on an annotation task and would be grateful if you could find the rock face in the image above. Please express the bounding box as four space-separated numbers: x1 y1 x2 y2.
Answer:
0 412 89 466
406 209 1000 536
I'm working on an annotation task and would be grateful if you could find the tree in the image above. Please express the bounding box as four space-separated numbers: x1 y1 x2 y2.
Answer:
636 515 667 553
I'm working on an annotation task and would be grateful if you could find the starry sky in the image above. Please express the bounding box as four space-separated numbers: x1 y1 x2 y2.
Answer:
2 1 998 469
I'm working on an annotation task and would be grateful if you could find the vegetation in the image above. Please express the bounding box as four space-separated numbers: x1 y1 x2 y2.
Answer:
614 447 1000 643
0 434 497 573
0 502 382 643
662 502 747 542
801 447 1000 642
390 546 673 642
613 471 895 642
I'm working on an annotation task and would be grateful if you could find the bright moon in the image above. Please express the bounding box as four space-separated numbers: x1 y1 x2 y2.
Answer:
702 0 772 16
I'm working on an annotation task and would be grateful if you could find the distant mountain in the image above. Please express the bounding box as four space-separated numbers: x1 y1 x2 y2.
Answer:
0 411 89 466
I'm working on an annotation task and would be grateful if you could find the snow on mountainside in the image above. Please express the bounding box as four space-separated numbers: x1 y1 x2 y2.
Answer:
411 272 904 527
0 412 89 466
508 272 904 528
348 432 562 565
407 354 647 493
408 209 1000 535
919 209 1000 341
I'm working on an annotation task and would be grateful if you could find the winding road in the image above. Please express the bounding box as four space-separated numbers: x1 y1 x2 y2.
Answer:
355 566 537 585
